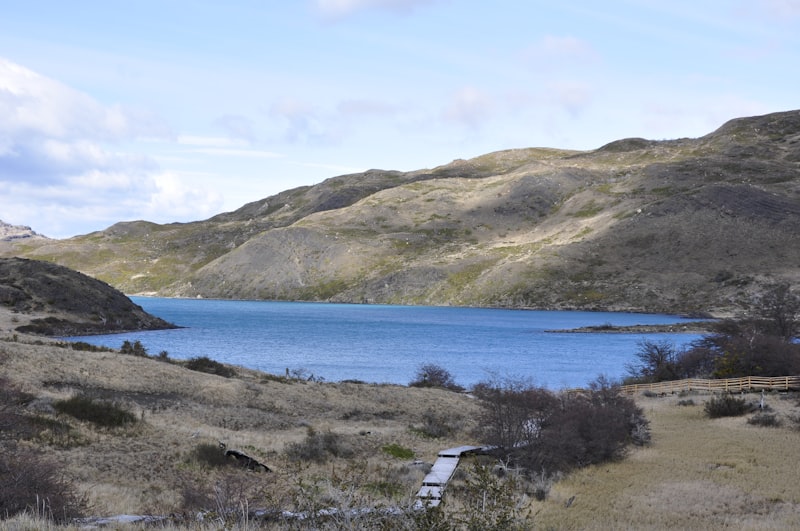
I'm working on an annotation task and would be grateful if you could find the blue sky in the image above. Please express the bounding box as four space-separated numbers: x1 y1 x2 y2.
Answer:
1 0 798 238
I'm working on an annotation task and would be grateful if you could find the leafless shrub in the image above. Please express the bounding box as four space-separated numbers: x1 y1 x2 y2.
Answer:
285 427 354 463
0 449 88 523
474 376 649 475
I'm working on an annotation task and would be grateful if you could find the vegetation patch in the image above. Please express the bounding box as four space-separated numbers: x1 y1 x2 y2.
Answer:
285 428 354 463
185 356 236 378
704 394 754 418
53 393 137 428
381 443 414 459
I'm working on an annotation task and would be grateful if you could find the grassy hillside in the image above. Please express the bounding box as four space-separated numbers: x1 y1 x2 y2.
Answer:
3 110 800 315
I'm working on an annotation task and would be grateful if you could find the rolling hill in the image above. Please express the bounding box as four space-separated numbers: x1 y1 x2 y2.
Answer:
2 110 799 316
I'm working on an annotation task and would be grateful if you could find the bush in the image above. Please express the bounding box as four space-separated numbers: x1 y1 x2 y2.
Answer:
185 356 236 378
677 399 696 406
747 412 782 427
189 442 230 468
474 376 649 475
409 363 463 391
285 428 354 463
53 394 137 427
120 339 148 357
704 394 754 418
382 443 414 459
410 409 461 439
0 450 87 523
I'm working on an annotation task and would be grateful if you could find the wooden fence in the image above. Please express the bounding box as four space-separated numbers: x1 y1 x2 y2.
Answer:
620 376 800 395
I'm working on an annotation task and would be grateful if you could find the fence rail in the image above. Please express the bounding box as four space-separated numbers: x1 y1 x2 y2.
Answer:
620 376 800 395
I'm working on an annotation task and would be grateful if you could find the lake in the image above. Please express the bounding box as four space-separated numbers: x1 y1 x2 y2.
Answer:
65 297 706 389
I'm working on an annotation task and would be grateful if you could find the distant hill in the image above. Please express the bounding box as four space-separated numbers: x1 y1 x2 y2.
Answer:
0 257 175 335
3 110 799 316
0 220 48 242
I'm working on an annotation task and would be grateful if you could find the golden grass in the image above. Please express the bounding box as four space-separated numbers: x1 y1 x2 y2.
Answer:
533 393 800 530
0 328 481 521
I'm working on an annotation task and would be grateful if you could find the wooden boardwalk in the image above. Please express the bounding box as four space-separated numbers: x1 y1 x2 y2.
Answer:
416 445 491 508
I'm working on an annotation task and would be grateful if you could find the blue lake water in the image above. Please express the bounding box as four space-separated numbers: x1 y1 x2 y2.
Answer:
65 297 705 389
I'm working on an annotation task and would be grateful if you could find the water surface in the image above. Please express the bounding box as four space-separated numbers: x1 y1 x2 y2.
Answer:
66 298 704 389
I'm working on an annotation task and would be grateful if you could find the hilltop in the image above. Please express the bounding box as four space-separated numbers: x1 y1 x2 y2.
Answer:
2 110 799 315
0 257 175 336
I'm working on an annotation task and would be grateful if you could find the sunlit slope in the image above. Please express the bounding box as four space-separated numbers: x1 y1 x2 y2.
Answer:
5 110 800 315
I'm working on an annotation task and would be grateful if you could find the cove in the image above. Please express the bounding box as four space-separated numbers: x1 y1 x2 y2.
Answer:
66 297 705 389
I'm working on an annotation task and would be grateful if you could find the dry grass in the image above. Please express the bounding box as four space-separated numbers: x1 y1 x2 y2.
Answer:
3 314 800 529
533 392 800 530
0 322 480 518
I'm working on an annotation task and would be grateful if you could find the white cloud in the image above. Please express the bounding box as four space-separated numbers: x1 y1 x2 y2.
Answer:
442 86 493 128
524 35 599 65
758 0 800 17
214 114 257 143
313 0 438 17
270 98 343 145
545 81 593 117
0 57 229 237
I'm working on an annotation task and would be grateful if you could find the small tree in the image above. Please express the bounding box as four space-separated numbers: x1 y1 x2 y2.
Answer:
625 339 680 383
120 339 147 357
755 282 800 341
409 363 463 391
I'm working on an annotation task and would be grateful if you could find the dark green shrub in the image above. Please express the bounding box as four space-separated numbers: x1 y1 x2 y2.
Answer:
409 363 463 391
53 394 137 427
704 394 754 418
677 399 696 406
69 341 110 352
189 442 229 468
747 412 781 427
185 356 236 378
120 339 148 357
382 443 414 459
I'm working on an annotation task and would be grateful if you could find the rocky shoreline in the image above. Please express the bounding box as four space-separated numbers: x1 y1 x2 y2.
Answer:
545 321 716 334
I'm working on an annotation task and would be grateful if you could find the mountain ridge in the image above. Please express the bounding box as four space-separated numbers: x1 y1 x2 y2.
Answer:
3 110 799 316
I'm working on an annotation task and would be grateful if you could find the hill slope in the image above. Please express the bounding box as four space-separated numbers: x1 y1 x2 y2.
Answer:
3 110 800 315
0 257 175 335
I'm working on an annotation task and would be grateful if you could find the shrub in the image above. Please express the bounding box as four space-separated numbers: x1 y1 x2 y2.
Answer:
185 356 236 378
0 450 87 523
382 443 414 459
704 394 754 418
410 409 461 438
747 412 782 427
53 394 137 427
409 363 463 391
120 339 148 357
474 376 649 474
677 399 696 406
285 428 354 463
189 442 230 468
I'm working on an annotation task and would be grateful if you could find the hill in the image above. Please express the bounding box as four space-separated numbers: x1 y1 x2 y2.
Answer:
0 257 175 335
3 110 800 315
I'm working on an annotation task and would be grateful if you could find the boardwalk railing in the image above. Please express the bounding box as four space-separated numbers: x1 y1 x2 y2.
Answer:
620 375 800 395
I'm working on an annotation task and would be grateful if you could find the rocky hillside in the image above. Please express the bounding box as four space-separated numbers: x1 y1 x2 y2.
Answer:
0 257 175 335
2 110 799 316
0 220 48 242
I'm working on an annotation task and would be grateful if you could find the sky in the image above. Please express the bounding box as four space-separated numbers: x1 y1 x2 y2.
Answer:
0 0 798 239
